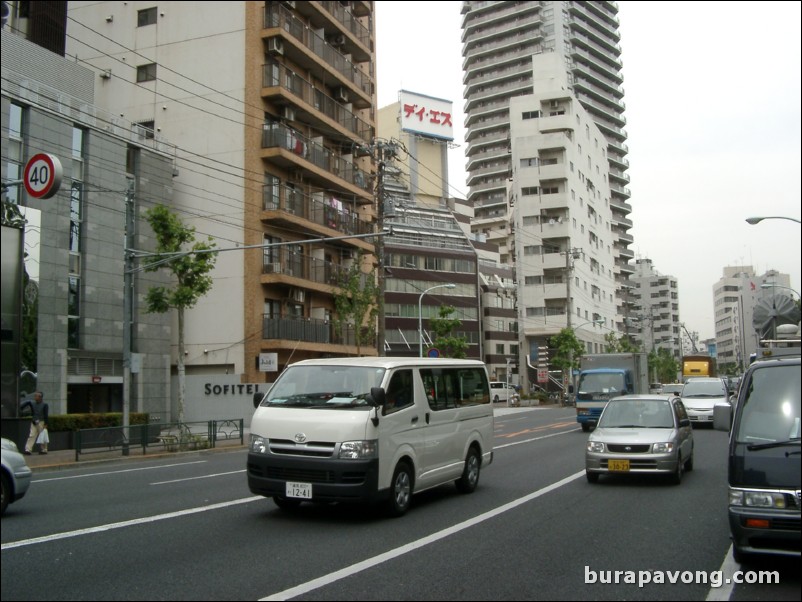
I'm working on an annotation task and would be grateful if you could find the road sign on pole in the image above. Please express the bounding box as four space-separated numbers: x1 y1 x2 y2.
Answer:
24 153 63 199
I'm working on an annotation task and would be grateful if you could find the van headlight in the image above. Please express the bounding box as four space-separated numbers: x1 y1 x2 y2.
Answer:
652 442 674 453
729 488 787 508
339 440 378 460
250 435 268 454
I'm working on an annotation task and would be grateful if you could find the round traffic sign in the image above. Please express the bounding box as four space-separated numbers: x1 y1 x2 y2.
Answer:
24 153 63 199
427 348 440 358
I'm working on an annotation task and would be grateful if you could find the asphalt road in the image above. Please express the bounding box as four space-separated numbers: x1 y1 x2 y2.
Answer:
2 406 799 601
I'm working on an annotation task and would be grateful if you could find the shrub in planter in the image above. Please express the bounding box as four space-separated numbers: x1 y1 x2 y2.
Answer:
48 412 150 432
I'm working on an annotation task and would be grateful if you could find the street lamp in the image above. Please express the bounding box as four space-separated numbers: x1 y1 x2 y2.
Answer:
745 216 801 225
418 283 456 357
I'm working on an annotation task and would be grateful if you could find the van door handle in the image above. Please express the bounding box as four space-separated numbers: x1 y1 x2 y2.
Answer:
425 412 430 424
411 416 418 424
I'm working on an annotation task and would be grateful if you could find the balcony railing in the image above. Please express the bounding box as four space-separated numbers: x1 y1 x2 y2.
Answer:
262 61 374 144
262 123 372 192
263 252 352 288
263 184 373 236
262 315 372 348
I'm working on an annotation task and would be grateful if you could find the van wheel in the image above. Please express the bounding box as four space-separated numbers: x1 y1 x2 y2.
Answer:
456 448 481 493
493 395 500 403
273 495 302 510
684 450 694 472
387 462 413 517
586 471 599 483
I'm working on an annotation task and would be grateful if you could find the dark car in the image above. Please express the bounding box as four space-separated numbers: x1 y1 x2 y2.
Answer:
585 395 694 485
714 353 800 563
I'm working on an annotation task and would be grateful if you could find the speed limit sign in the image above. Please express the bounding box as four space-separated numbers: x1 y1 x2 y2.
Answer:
24 153 63 199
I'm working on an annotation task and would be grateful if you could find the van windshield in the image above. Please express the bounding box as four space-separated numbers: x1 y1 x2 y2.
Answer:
263 365 386 409
736 364 801 444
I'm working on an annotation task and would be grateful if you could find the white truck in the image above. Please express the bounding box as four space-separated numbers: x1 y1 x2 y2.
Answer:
575 353 649 431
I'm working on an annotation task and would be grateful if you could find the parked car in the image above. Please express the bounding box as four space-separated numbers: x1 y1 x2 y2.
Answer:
489 381 517 404
585 395 694 485
2 437 33 515
681 377 732 426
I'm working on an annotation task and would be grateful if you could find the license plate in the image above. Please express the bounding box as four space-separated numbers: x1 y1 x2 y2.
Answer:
286 481 312 499
608 459 630 472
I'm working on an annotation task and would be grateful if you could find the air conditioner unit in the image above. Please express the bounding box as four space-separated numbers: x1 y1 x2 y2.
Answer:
267 262 282 274
268 37 284 56
334 87 349 103
331 33 346 48
550 100 560 108
282 106 296 121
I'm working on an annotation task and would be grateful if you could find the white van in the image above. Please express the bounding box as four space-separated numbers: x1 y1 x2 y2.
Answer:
489 381 517 403
247 357 494 516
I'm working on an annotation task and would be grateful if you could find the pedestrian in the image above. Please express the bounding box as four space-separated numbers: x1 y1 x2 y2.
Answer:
20 391 49 455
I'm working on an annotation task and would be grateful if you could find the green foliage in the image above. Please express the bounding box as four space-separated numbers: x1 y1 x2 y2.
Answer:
332 252 379 355
648 348 680 383
603 332 641 353
47 413 150 432
142 205 218 314
549 328 586 372
429 305 468 358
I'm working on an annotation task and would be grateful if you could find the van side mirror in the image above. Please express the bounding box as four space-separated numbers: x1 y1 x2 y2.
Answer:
368 386 385 408
253 391 265 408
713 403 732 431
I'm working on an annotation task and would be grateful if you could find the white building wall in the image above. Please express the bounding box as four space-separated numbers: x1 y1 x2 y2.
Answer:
66 2 248 376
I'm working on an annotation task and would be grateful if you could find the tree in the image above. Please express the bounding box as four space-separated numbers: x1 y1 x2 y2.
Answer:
549 328 586 392
603 332 642 353
142 205 217 423
648 348 680 384
333 252 379 356
429 305 468 358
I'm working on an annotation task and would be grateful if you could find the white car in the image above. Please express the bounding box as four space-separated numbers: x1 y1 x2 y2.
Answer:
2 437 33 515
489 382 517 403
681 377 731 425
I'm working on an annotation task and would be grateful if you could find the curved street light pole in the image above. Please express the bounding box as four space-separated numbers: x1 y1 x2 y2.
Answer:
419 283 456 357
745 216 801 225
760 283 801 298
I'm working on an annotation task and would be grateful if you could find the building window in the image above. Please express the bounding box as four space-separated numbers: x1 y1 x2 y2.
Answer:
134 121 155 140
522 111 540 120
68 276 80 348
138 7 158 27
5 102 25 204
137 63 157 82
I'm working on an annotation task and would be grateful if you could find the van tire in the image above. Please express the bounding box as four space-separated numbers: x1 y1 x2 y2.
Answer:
273 495 302 510
387 462 413 517
456 447 481 493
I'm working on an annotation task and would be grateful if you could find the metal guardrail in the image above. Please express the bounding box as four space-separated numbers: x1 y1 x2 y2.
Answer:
74 419 244 461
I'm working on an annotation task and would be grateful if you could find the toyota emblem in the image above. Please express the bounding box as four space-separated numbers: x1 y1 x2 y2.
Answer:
294 433 307 443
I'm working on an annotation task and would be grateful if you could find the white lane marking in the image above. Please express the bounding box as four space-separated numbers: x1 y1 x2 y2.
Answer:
33 461 208 483
494 427 580 449
706 545 738 601
1 497 264 550
151 469 246 485
260 471 586 601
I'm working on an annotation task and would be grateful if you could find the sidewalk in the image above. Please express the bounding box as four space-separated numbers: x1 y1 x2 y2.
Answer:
23 435 248 471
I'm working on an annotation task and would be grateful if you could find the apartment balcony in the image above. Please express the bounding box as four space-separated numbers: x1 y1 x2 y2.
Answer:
262 315 372 351
464 77 533 113
262 252 361 292
262 184 374 250
462 1 543 40
463 13 543 52
263 4 373 108
262 62 373 145
569 12 621 53
293 1 373 55
261 124 373 197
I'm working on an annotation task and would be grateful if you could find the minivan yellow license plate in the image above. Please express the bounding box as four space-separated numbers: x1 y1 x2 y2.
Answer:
608 459 630 472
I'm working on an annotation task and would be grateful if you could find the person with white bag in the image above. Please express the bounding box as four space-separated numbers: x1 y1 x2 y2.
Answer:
20 391 49 455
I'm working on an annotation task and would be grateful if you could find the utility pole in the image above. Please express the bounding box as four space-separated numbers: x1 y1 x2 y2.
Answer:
122 178 135 455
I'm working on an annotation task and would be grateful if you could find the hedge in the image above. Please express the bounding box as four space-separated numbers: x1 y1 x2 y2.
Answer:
47 412 150 432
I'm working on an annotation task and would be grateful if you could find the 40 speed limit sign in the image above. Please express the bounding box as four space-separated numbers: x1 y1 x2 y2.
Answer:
24 153 63 199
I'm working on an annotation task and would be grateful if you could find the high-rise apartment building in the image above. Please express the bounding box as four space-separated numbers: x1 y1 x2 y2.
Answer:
461 1 632 390
64 2 377 420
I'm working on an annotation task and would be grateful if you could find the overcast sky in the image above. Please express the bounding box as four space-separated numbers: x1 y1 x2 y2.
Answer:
375 1 801 342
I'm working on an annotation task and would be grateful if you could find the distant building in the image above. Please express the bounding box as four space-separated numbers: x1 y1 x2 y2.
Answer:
714 266 794 371
628 259 681 359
